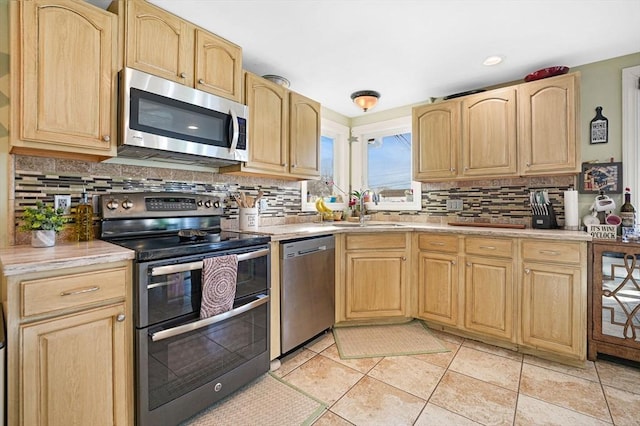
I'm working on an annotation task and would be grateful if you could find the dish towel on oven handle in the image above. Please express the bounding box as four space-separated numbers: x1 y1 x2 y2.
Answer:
200 254 238 319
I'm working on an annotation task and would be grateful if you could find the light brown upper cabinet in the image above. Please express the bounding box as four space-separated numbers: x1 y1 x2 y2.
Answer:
412 102 460 180
518 73 580 175
221 73 321 180
412 73 580 182
461 88 518 177
10 0 118 161
120 0 242 102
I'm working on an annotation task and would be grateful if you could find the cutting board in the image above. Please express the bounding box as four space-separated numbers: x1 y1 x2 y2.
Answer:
448 222 526 229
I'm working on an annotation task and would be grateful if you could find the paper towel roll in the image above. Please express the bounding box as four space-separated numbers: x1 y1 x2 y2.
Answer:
564 190 579 229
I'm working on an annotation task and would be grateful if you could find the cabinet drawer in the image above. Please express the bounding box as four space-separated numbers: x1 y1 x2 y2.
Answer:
418 233 458 252
21 267 127 317
521 240 582 264
465 237 513 258
346 233 406 250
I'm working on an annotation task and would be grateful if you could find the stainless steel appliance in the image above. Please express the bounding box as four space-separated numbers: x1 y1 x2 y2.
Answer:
119 67 249 167
100 192 270 426
280 236 335 354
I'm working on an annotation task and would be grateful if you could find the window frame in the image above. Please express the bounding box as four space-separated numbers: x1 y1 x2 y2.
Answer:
351 116 422 211
300 118 350 212
622 65 640 208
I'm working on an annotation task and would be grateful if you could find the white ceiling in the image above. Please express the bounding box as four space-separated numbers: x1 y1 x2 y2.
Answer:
100 0 640 118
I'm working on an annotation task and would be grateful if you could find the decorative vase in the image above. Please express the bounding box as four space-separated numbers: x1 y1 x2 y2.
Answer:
31 230 56 248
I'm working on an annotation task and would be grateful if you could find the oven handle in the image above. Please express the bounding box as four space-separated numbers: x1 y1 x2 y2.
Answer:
149 293 269 342
150 248 269 277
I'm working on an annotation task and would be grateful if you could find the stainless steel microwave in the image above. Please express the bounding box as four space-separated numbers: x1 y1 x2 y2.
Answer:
118 67 248 167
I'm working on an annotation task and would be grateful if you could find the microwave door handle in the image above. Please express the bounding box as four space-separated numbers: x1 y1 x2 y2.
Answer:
149 294 269 341
229 108 239 153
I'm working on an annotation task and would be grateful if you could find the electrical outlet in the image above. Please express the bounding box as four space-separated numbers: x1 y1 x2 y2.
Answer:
54 195 72 214
258 198 268 212
446 199 463 211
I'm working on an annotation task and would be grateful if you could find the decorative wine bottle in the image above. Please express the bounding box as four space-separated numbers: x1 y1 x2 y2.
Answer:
76 192 94 241
620 187 636 235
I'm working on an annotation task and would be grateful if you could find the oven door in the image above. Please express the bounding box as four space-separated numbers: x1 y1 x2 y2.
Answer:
137 292 269 426
136 245 270 328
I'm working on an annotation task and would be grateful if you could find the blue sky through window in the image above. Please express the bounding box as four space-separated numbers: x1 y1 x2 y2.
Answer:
367 132 411 190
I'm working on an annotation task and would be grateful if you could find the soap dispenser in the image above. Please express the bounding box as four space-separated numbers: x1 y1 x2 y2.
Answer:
76 191 94 241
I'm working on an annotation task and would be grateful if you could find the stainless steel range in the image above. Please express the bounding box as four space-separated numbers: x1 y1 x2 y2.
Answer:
100 192 271 426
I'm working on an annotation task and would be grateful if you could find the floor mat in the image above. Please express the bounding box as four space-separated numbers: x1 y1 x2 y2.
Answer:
181 373 326 426
333 320 449 359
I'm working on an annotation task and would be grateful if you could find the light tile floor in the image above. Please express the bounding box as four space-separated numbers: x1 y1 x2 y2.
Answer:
271 330 640 426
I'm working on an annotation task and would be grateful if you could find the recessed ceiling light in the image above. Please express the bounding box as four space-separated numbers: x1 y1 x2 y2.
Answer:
187 125 199 130
483 55 503 66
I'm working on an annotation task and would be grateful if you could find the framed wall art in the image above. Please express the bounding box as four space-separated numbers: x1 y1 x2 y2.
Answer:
590 106 608 144
579 162 623 194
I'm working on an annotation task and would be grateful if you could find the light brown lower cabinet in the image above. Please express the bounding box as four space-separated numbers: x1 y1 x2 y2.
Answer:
3 261 133 426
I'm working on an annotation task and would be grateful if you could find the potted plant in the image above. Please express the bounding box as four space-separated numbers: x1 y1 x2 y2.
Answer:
20 201 67 247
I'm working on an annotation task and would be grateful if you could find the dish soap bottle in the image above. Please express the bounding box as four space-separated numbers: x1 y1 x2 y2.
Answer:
76 192 94 241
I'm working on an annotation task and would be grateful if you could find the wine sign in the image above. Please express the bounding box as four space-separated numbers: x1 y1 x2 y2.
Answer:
587 224 617 240
590 106 608 144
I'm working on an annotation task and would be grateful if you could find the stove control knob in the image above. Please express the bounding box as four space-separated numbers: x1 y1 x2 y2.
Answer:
197 200 204 207
106 199 119 210
213 200 220 208
122 199 133 209
204 200 213 208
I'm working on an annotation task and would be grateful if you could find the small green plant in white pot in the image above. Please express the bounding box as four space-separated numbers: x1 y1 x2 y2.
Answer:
20 201 67 247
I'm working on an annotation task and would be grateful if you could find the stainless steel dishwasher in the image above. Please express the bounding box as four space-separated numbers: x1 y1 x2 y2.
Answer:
280 235 335 354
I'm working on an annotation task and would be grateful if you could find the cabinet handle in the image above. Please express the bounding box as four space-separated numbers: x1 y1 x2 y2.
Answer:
464 167 468 171
526 162 531 167
281 163 287 167
60 286 99 296
179 72 187 78
539 250 560 256
198 78 205 84
401 256 407 261
430 242 445 246
480 246 496 250
103 135 110 142
450 168 456 172
524 268 531 274
292 164 297 168
466 262 471 267
451 260 456 265
116 313 126 322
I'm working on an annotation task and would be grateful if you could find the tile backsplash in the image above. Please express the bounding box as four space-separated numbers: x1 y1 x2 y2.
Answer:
10 155 577 244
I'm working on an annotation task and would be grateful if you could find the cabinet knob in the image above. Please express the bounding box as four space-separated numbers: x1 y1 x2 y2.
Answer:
116 313 126 322
450 168 456 172
179 72 187 78
291 164 297 168
526 162 531 167
103 135 110 142
401 256 407 261
524 268 531 274
451 260 456 265
198 78 205 84
466 262 471 267
281 163 287 167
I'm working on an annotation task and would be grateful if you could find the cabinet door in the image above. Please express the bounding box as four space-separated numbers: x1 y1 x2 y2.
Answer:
461 88 517 177
521 263 584 358
417 251 458 325
518 74 579 174
21 303 128 426
289 91 321 179
412 102 460 180
464 256 514 340
19 0 116 155
243 73 289 175
126 0 193 85
194 29 242 102
346 251 407 319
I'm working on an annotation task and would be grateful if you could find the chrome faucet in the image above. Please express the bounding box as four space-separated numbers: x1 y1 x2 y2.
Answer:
358 189 378 225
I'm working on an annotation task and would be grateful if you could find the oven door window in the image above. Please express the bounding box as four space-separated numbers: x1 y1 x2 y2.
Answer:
130 87 235 148
143 296 268 411
146 251 269 326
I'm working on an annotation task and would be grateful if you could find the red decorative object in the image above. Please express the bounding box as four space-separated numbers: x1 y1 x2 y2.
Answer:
524 66 570 82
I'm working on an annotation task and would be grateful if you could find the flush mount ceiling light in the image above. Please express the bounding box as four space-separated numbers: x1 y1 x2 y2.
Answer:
483 55 503 66
262 74 290 88
350 90 380 112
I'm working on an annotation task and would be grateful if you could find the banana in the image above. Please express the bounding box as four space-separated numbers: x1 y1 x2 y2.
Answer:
315 198 325 213
319 198 332 213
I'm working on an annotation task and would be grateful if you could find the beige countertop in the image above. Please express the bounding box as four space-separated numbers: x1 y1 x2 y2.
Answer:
252 221 593 242
0 240 135 276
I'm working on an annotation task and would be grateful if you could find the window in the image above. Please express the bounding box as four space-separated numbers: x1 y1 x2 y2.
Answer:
300 119 349 211
352 117 421 211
